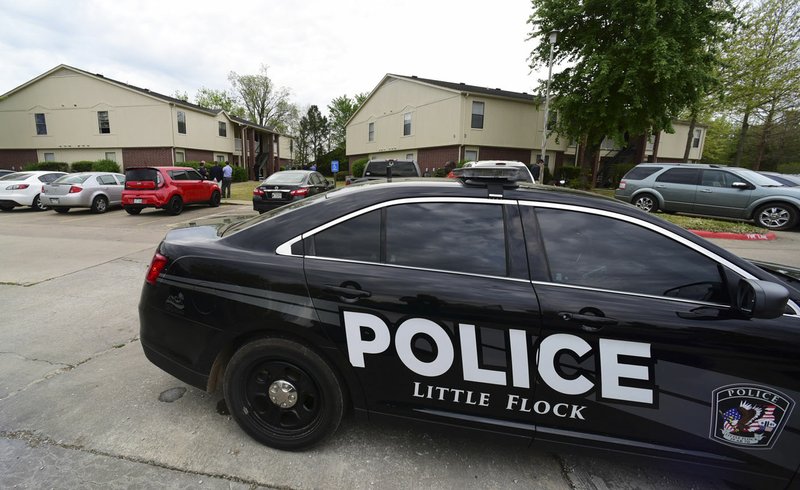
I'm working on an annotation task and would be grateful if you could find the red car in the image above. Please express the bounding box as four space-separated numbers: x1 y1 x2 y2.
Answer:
122 166 221 215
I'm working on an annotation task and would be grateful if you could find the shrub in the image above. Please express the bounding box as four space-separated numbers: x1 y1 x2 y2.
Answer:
351 158 369 178
24 162 70 172
92 160 120 173
232 166 248 182
71 161 94 172
610 163 636 187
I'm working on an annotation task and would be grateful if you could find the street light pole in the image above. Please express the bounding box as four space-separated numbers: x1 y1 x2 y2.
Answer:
540 30 558 171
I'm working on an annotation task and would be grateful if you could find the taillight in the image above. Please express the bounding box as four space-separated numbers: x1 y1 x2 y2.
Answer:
69 186 83 193
6 184 29 190
253 188 265 196
618 181 627 190
447 171 456 178
290 187 309 197
145 252 168 285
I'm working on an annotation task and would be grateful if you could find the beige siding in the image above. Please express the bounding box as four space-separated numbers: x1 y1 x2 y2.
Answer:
0 68 237 156
278 135 293 161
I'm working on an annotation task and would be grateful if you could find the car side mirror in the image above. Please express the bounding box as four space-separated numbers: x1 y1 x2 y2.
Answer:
735 278 789 319
731 182 750 189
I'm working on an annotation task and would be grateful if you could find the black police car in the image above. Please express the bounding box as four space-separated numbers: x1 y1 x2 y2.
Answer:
139 169 800 487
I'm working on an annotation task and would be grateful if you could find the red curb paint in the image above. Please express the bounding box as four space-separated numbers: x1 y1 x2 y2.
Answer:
690 230 777 241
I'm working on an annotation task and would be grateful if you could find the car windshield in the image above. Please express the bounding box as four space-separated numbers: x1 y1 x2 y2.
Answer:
53 174 91 184
366 161 418 177
126 168 159 181
263 172 307 185
736 169 786 187
0 172 32 181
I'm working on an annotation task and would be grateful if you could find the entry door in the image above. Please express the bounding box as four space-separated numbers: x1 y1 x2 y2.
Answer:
523 205 800 482
301 200 543 439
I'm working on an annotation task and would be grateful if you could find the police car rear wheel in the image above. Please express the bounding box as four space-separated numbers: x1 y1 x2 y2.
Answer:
223 338 344 450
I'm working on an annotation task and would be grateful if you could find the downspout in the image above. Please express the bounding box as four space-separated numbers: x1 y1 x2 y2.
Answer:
459 92 468 161
169 103 176 164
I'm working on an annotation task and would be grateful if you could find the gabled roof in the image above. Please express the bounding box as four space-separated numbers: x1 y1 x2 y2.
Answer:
388 74 536 102
2 64 279 133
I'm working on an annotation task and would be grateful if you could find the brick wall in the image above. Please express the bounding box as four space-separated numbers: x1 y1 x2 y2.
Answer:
121 148 174 169
186 149 214 162
479 147 532 164
417 146 460 172
0 149 38 170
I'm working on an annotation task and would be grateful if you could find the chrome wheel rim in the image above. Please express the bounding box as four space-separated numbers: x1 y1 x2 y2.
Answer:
759 207 789 229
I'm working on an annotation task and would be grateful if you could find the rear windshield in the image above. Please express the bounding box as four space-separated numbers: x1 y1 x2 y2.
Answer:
264 171 307 185
364 161 418 177
623 166 662 181
0 172 31 181
53 174 91 184
126 168 159 181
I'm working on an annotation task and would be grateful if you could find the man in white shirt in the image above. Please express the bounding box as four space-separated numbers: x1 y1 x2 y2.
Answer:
222 162 233 198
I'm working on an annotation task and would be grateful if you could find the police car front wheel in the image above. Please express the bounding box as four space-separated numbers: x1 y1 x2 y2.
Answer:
223 338 344 450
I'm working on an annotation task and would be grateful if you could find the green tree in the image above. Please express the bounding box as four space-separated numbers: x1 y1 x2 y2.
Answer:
300 105 329 164
172 90 189 102
194 87 245 117
228 64 298 132
327 93 367 149
720 0 800 168
528 0 734 182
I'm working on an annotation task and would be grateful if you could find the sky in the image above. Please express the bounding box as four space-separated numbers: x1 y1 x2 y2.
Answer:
0 0 547 116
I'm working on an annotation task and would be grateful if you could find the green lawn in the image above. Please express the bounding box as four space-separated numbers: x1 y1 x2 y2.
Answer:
227 181 766 234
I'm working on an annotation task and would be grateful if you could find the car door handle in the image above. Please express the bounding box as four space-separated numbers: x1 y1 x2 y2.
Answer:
700 188 713 193
558 311 618 331
323 285 371 299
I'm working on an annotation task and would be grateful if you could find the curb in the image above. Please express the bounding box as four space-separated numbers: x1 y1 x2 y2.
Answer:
690 229 777 241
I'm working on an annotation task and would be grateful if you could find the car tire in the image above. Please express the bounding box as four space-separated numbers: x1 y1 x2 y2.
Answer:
633 193 658 213
53 207 70 214
91 195 109 214
31 194 48 211
754 203 798 231
209 191 221 207
124 207 142 215
223 338 344 451
165 196 183 216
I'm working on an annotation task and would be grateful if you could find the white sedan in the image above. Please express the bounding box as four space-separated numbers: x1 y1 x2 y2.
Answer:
0 171 68 211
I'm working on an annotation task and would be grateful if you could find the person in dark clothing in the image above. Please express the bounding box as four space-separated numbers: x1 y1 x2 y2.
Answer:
198 161 208 180
210 162 223 182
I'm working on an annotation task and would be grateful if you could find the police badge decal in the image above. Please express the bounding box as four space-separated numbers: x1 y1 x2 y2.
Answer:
710 384 794 449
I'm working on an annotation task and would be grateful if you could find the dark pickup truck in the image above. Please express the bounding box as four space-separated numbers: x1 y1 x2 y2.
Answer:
346 159 421 185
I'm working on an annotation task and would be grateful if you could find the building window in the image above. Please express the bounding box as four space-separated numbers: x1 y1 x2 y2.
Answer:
218 122 227 137
368 122 375 142
177 111 186 134
465 149 478 161
692 129 702 148
97 111 110 134
175 151 185 163
35 113 47 135
547 111 557 131
403 113 412 136
471 101 484 129
216 154 225 163
105 152 116 162
406 153 414 160
44 152 55 162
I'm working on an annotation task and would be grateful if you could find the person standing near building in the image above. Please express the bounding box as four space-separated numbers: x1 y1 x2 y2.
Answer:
210 161 223 183
221 161 233 198
198 161 208 180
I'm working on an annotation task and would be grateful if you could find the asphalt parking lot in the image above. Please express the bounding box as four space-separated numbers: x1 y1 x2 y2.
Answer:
0 203 795 489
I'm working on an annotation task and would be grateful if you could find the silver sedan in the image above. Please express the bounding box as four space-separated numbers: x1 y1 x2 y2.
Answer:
42 172 126 213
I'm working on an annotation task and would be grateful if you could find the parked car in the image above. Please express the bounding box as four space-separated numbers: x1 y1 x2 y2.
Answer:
615 163 800 230
759 172 800 187
122 166 221 216
43 172 126 214
138 166 800 487
253 170 333 213
347 159 421 185
449 160 535 183
0 171 68 211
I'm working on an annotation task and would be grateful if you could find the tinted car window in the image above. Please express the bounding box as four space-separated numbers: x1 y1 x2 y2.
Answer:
386 203 506 276
535 208 729 303
701 170 738 188
365 161 418 177
169 170 189 181
126 168 159 182
186 170 203 180
40 173 63 183
623 166 663 180
54 174 91 184
655 168 699 185
97 174 117 185
311 210 380 262
264 172 307 185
